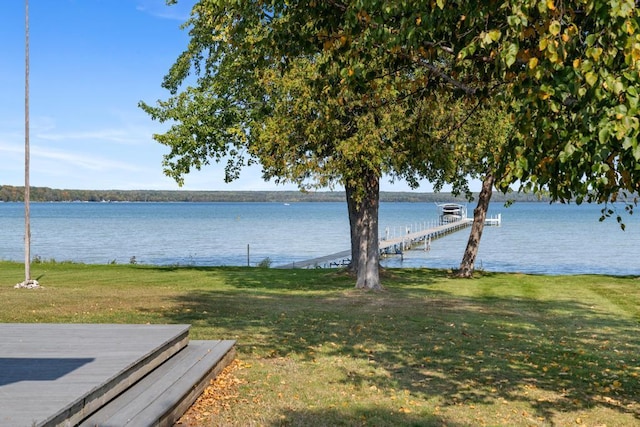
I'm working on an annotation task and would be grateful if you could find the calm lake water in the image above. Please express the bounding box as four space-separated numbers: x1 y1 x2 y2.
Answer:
0 201 638 275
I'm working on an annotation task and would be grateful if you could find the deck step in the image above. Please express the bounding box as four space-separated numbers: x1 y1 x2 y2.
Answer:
78 340 236 427
0 324 191 427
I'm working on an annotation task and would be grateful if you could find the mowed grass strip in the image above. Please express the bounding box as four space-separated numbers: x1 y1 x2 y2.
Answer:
1 262 639 426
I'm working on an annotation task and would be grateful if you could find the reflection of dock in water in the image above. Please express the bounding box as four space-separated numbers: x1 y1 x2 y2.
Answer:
276 213 501 269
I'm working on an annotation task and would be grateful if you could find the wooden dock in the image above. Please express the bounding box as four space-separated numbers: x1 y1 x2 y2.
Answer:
0 323 235 426
277 214 501 269
379 218 473 255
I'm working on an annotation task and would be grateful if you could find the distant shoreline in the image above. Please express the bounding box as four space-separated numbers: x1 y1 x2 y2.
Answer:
0 184 552 203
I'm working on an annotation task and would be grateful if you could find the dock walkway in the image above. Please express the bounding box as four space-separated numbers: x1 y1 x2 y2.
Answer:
277 214 500 269
379 218 473 255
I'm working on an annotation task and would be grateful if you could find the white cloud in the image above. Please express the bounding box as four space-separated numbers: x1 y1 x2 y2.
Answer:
32 145 142 173
30 111 160 146
30 116 57 134
0 141 22 154
36 129 146 145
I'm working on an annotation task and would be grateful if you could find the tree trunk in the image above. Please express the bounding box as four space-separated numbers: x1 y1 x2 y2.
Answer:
345 181 359 275
345 172 382 290
457 173 495 278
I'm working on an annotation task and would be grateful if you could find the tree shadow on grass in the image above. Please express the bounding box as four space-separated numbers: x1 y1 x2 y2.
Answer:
147 265 359 292
155 268 640 425
268 407 464 427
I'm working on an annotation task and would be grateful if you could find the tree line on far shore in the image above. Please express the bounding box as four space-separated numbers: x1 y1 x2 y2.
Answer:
0 184 550 204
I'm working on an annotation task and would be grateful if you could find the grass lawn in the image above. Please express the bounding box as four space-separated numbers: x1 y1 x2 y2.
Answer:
1 261 639 426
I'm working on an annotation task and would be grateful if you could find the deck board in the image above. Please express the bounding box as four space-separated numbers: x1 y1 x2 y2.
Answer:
0 323 190 427
79 340 236 427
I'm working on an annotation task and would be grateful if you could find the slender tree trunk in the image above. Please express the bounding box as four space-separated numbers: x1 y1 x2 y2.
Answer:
345 171 381 290
457 173 495 278
24 0 31 283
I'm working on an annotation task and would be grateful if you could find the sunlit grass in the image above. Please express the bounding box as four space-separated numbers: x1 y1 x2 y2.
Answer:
1 262 639 426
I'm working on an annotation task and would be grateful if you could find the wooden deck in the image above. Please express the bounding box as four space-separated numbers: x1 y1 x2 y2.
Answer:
0 323 235 427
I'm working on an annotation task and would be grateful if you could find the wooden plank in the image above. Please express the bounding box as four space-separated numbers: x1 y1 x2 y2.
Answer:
79 340 236 427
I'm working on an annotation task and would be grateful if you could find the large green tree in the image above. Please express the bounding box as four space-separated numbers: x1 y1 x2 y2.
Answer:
143 0 639 287
141 2 471 289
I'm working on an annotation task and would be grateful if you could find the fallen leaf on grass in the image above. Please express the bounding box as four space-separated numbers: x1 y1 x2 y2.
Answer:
175 359 248 426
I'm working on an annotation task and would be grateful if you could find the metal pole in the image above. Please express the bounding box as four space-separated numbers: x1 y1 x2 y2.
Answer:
24 0 31 283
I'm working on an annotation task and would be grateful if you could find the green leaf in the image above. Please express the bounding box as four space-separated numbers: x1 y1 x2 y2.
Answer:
598 126 610 144
564 143 576 156
504 42 518 68
634 142 640 161
585 72 598 86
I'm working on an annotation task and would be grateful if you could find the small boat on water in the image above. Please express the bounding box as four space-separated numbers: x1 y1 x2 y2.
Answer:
436 203 467 224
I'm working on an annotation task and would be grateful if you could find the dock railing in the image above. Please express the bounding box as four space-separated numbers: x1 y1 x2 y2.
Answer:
276 212 501 269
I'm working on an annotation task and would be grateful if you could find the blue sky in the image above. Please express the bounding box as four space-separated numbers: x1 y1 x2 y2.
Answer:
1 1 458 192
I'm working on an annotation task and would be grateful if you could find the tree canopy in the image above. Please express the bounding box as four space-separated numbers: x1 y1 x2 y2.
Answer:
141 1 502 288
141 0 640 285
146 1 640 202
302 0 640 209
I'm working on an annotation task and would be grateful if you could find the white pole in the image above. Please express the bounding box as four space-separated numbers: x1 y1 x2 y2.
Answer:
24 0 31 284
